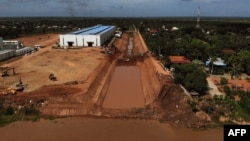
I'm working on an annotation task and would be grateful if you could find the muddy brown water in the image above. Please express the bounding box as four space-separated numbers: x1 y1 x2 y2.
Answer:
103 66 144 109
0 118 223 141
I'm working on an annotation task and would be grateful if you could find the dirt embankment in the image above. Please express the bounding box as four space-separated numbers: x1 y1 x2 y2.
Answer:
1 32 209 127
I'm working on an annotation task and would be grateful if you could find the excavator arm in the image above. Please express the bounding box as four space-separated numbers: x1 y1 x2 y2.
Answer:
1 67 15 77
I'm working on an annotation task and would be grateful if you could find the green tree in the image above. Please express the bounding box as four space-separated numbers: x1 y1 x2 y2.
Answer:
230 63 242 79
220 77 228 85
239 91 250 113
209 56 218 75
237 51 250 75
173 64 208 95
184 70 208 94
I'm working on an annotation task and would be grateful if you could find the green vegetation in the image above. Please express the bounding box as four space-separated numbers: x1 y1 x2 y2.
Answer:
173 64 208 95
187 99 199 112
0 99 40 127
220 77 228 85
190 89 250 124
138 18 250 124
0 17 133 39
141 18 250 75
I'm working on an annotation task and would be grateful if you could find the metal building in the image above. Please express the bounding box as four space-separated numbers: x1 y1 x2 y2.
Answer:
15 47 33 56
0 50 15 61
2 40 24 50
59 25 116 47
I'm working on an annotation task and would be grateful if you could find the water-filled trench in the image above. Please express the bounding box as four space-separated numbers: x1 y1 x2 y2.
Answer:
102 66 144 109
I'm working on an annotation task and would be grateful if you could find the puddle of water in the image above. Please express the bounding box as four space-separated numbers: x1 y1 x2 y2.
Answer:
103 66 144 109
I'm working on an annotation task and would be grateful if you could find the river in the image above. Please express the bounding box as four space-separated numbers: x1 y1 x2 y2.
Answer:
0 118 223 141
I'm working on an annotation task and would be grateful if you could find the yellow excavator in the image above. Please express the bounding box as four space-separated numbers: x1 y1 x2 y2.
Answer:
7 88 17 95
0 87 16 95
0 79 24 96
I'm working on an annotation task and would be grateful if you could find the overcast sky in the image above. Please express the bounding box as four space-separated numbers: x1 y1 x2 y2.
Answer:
0 0 249 17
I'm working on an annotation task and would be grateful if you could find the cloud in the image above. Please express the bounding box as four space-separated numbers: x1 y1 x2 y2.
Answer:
180 0 218 2
111 5 124 10
4 0 91 6
1 0 250 17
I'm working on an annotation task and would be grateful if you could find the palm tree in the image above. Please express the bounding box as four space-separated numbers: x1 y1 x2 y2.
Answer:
230 63 242 79
210 56 217 75
224 54 234 72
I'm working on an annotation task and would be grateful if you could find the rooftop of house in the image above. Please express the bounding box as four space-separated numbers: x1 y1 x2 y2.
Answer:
205 57 226 66
169 56 191 64
222 49 235 54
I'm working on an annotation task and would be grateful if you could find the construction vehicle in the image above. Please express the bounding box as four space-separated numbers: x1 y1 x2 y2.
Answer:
1 67 15 77
49 73 57 81
0 87 17 95
7 88 17 95
15 78 25 91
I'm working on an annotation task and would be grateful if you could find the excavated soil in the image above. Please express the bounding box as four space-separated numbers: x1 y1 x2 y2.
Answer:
0 32 206 127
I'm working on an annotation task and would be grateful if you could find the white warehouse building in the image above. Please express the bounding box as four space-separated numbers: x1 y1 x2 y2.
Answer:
59 25 116 47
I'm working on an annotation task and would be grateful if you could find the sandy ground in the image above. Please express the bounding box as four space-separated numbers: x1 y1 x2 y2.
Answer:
16 34 58 47
207 77 223 96
210 74 250 93
0 34 106 92
0 118 223 141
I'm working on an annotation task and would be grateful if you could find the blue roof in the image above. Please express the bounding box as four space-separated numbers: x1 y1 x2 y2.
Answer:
69 25 114 35
205 58 227 66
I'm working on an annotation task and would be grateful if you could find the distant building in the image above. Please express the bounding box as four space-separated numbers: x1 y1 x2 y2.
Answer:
2 40 24 50
59 25 116 47
0 38 33 61
115 31 123 38
222 49 235 55
148 29 158 36
169 56 191 64
205 58 226 67
15 47 33 56
0 50 16 61
171 27 179 31
192 59 204 66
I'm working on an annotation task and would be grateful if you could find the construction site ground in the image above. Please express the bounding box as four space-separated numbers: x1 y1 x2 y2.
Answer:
0 32 208 127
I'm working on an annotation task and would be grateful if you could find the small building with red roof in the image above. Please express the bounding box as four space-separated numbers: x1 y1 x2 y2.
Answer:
169 56 191 64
